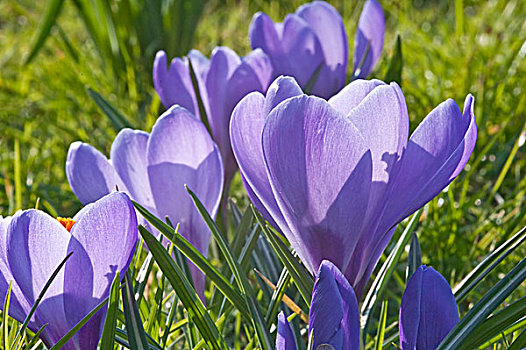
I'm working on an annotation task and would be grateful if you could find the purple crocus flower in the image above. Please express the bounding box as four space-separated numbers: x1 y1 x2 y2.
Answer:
399 266 459 350
276 262 457 350
153 47 273 189
249 0 385 99
66 106 224 297
230 76 476 298
276 260 360 350
0 192 137 349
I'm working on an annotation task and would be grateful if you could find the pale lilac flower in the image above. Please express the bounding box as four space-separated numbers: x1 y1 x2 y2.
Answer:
66 106 224 296
231 76 476 298
249 0 385 99
0 192 137 349
153 47 272 188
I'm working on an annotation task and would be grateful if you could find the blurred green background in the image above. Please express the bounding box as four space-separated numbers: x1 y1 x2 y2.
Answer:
1 0 525 341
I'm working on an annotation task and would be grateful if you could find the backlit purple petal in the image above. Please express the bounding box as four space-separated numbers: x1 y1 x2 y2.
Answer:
297 1 348 97
111 129 154 208
310 261 359 350
380 95 477 232
66 142 127 205
206 47 242 181
327 79 385 116
353 0 385 78
147 106 223 297
65 192 137 349
230 77 302 232
276 312 297 350
153 50 199 114
0 216 33 328
7 210 71 347
262 95 372 274
399 266 459 350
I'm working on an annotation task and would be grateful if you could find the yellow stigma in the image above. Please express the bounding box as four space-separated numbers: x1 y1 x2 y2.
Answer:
57 217 76 232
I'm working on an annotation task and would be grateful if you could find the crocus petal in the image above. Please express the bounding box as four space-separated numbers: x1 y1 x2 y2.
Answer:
153 50 199 115
0 216 32 327
147 106 223 297
310 261 359 350
296 1 348 97
399 266 459 350
63 192 137 349
7 210 71 347
327 79 386 116
110 129 154 208
338 83 409 285
250 12 324 89
379 95 477 233
231 76 302 232
66 142 127 205
276 311 297 350
205 47 242 180
353 0 385 78
262 95 372 274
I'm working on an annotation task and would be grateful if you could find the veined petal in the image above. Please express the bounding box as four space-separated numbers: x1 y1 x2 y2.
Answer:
206 46 242 181
310 261 359 350
7 210 71 347
0 216 33 328
353 0 385 78
327 79 385 116
153 50 199 114
110 129 154 208
399 266 458 350
64 192 137 349
379 95 476 233
276 312 297 350
147 106 223 296
296 1 348 97
262 95 372 274
66 142 127 205
339 83 409 282
263 76 304 115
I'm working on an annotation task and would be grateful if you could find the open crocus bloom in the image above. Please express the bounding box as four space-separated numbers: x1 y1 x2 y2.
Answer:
66 106 224 297
0 192 137 349
230 76 476 298
153 47 272 188
277 262 457 350
399 266 459 350
249 0 384 99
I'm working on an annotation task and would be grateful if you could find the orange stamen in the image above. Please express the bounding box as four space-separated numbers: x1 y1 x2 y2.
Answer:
57 217 76 232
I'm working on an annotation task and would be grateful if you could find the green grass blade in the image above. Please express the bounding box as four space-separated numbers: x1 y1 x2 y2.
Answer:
406 233 421 281
384 35 403 85
3 283 11 350
87 87 133 130
11 252 73 348
133 202 250 319
453 225 526 302
265 267 291 326
25 0 65 64
188 59 212 135
122 272 150 350
24 324 48 349
252 207 314 307
303 62 323 95
138 225 228 350
437 257 526 349
375 300 389 350
100 272 121 350
186 187 273 350
459 296 526 348
508 327 526 350
49 297 109 350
